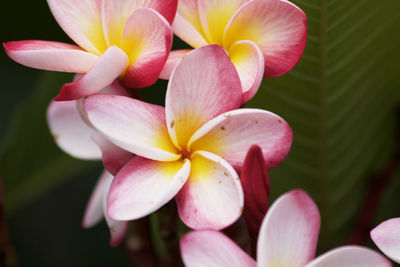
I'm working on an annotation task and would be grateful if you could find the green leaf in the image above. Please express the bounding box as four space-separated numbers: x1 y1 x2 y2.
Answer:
246 0 400 250
0 72 100 216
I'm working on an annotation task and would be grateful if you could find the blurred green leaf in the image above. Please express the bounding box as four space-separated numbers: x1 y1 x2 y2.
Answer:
0 72 99 216
246 0 400 250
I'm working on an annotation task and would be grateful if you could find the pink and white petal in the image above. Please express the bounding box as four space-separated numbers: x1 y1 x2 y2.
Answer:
257 190 320 267
189 109 292 170
172 0 208 48
47 100 101 160
176 151 243 230
159 49 192 80
107 157 191 220
3 41 98 73
228 40 264 103
102 0 177 47
100 79 129 96
198 0 250 45
47 0 106 54
305 246 392 267
91 132 134 176
82 170 111 228
224 0 307 77
84 94 180 161
121 8 173 88
371 218 400 263
166 45 242 149
180 230 256 267
54 46 128 101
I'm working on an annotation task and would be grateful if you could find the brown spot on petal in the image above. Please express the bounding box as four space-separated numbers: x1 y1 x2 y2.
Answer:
240 206 243 213
53 134 60 140
224 171 229 176
170 120 174 128
255 120 258 124
223 113 231 118
278 119 282 123
220 126 226 130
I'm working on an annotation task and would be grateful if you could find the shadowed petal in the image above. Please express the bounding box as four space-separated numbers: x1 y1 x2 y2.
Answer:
107 157 190 220
371 218 400 263
180 230 256 267
159 49 192 79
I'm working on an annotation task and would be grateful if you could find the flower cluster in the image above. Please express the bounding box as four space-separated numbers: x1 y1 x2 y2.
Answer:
4 0 393 265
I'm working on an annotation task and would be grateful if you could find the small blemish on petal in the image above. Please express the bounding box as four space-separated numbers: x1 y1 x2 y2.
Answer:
170 120 175 128
240 206 243 213
53 134 60 140
220 126 226 130
223 113 231 118
278 119 282 123
255 120 258 124
223 171 228 176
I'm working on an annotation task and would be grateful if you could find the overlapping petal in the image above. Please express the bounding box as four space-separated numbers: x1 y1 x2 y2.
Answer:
189 109 293 170
175 151 243 230
305 246 391 267
107 156 191 220
55 46 128 100
3 41 98 73
84 94 180 161
257 189 320 267
159 49 192 79
371 218 400 263
224 0 307 77
47 0 106 54
166 45 242 149
180 230 256 267
121 8 173 88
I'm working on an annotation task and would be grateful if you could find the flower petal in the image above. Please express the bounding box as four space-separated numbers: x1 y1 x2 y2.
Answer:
54 46 129 101
84 94 180 161
228 40 264 103
257 190 320 267
47 0 106 54
180 230 256 267
224 0 307 77
102 0 177 47
91 132 134 176
107 157 190 220
3 41 98 73
371 218 400 263
159 49 192 80
46 100 101 160
172 0 208 48
166 45 242 149
198 0 250 45
305 246 392 267
121 8 173 88
176 151 243 230
189 109 292 170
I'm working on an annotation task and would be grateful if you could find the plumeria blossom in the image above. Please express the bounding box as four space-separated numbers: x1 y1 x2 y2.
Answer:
371 217 400 263
4 0 177 100
181 190 391 267
160 0 307 103
83 45 292 230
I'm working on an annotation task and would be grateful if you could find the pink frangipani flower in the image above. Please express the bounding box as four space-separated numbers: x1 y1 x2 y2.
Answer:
4 0 177 101
83 45 292 230
160 0 307 103
371 217 400 263
181 190 391 267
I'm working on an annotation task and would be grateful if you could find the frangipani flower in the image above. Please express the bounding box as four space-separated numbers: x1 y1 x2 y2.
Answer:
83 45 292 230
4 0 177 100
160 0 307 103
181 190 391 267
371 217 400 263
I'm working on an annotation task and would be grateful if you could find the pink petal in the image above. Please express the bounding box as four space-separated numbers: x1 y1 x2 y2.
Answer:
228 40 264 103
189 109 293 170
47 0 106 54
306 246 392 267
102 0 177 47
121 8 173 88
3 41 98 73
84 94 180 161
371 218 400 263
172 0 208 48
257 190 320 266
224 0 307 77
198 0 250 45
91 132 134 176
180 230 256 267
46 100 101 160
54 46 128 101
166 45 242 149
107 157 191 220
176 151 243 230
159 49 192 80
